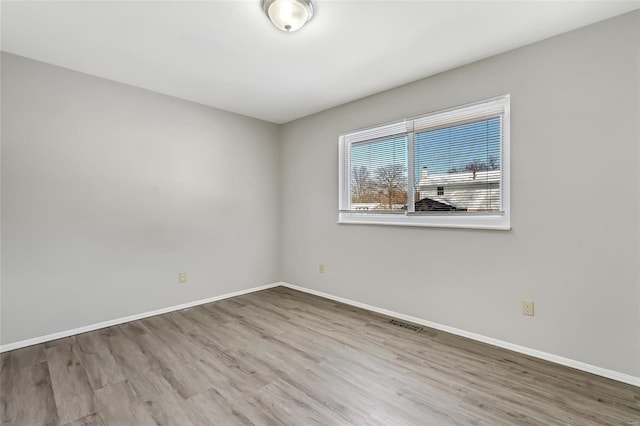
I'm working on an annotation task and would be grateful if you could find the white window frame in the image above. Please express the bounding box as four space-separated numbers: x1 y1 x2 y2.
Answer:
338 95 511 230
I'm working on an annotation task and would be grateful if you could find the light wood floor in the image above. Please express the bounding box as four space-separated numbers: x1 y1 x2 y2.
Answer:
1 286 638 425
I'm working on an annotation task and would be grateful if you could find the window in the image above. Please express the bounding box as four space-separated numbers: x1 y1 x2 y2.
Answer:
338 95 510 230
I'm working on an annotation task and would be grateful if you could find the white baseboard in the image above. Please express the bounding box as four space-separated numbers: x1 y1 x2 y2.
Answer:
3 280 638 387
279 282 640 388
0 282 281 353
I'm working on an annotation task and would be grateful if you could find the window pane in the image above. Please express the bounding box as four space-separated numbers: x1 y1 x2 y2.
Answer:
414 117 502 212
350 136 408 211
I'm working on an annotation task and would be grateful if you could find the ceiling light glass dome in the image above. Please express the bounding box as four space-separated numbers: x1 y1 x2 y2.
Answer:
261 0 314 32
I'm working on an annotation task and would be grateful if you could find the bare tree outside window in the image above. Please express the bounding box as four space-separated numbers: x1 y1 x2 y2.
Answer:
375 164 407 209
351 166 375 202
447 156 500 174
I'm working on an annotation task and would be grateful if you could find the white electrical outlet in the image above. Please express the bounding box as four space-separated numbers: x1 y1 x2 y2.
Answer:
522 300 534 316
179 272 187 283
319 264 325 273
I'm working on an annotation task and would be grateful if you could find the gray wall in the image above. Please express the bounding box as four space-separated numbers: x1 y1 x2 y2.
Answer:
280 12 640 377
1 53 281 345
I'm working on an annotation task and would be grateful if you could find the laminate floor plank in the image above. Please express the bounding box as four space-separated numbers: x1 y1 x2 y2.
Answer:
325 353 475 426
75 333 125 392
178 306 225 332
281 360 384 425
185 386 260 426
204 301 247 324
134 332 220 400
195 303 235 324
2 286 639 425
45 343 95 425
43 337 77 350
0 345 46 371
180 331 276 397
0 361 58 426
144 388 197 426
163 311 200 334
105 333 158 378
126 368 175 403
94 381 156 426
116 321 151 338
253 378 351 426
200 379 281 426
60 413 104 426
183 328 281 392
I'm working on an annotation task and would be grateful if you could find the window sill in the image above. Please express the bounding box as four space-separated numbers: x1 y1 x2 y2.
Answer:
337 213 511 230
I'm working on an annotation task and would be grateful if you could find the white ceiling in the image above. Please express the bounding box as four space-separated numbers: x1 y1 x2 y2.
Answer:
2 1 638 124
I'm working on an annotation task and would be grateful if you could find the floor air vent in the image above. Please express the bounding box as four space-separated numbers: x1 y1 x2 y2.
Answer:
389 319 423 332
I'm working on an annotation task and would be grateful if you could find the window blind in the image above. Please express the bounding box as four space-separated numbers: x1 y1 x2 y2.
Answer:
413 116 502 213
412 98 505 132
343 120 409 144
348 135 408 212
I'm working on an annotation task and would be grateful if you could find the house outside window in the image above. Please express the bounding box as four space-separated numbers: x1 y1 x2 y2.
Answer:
338 95 510 230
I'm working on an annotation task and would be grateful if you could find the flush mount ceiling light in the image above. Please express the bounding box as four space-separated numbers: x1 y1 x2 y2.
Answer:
261 0 314 32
